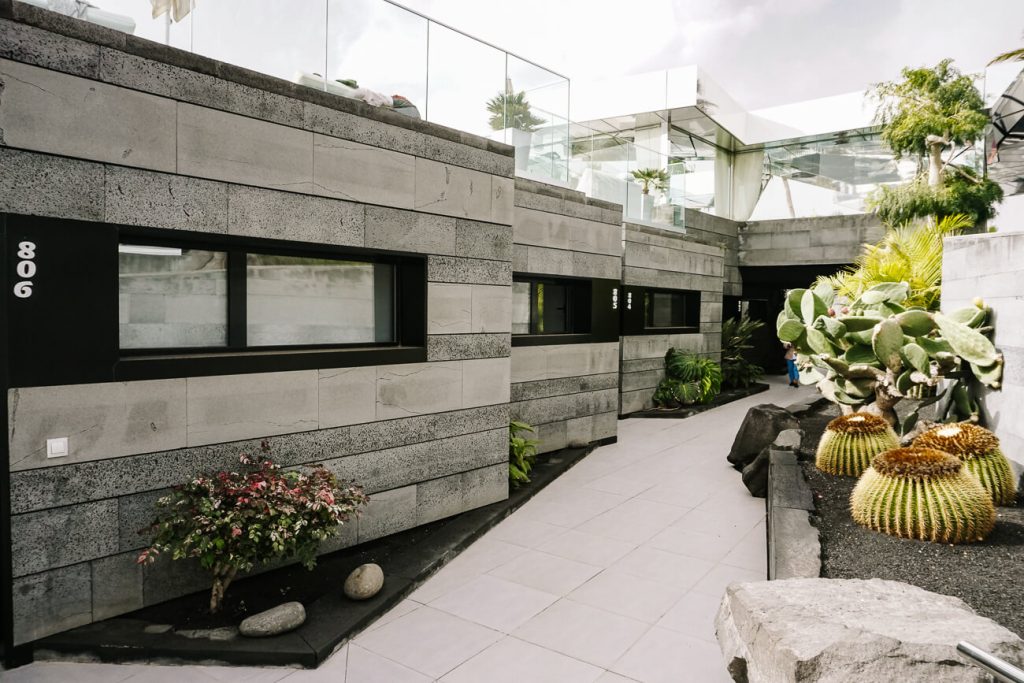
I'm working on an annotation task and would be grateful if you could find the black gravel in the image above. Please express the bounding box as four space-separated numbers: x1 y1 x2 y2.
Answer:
804 460 1024 637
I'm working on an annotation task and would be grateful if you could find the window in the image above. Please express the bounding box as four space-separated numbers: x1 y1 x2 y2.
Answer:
512 277 591 336
118 241 406 353
119 245 228 349
622 286 701 335
246 255 394 346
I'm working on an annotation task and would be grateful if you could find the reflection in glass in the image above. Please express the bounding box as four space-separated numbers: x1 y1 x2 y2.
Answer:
246 255 393 346
119 246 228 349
427 23 505 137
512 282 531 335
646 291 684 328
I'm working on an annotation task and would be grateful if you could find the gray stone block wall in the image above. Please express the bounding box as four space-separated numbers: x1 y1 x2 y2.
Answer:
0 15 515 645
943 233 1024 468
509 181 623 453
620 222 726 414
739 214 884 267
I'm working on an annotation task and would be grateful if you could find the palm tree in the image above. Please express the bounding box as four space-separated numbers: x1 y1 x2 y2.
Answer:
990 46 1024 65
631 168 670 195
814 213 972 311
486 89 546 132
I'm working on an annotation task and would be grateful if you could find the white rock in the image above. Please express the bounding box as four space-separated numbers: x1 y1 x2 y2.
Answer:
238 602 305 638
716 578 1024 682
344 563 384 600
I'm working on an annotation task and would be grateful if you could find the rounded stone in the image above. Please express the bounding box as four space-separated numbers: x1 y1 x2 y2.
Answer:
344 563 384 600
238 601 306 638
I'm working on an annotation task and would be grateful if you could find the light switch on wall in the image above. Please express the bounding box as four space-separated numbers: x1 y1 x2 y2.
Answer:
46 437 69 458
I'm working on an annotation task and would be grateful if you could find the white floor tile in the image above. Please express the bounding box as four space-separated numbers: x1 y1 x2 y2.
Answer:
428 574 559 632
361 599 420 634
488 516 567 549
489 549 602 596
567 570 689 624
440 636 603 683
353 605 500 679
344 644 431 683
1 663 141 683
656 590 725 642
573 499 687 544
610 544 715 589
690 564 765 598
536 530 637 567
646 526 738 563
611 627 733 683
512 599 649 669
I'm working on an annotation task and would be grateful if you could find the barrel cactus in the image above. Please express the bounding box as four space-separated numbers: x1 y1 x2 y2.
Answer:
914 423 1017 506
816 413 900 476
850 447 996 543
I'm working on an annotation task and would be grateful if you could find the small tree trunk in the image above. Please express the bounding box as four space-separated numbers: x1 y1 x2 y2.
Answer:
864 384 901 427
926 136 946 188
209 564 238 614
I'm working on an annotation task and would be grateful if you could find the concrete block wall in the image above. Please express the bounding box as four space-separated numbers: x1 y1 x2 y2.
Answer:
684 209 742 297
620 222 726 415
510 179 622 453
738 214 883 267
942 233 1024 469
0 11 513 645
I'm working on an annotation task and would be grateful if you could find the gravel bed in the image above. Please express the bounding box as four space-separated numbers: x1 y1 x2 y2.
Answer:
804 460 1024 637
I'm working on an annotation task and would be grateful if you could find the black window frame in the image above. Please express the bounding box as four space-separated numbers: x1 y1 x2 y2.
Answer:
2 213 427 388
622 285 701 335
511 272 620 347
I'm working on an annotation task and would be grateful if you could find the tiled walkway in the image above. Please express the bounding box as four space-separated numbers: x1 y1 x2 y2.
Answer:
3 377 812 683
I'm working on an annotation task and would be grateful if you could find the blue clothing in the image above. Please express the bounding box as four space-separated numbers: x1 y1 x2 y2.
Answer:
786 358 799 383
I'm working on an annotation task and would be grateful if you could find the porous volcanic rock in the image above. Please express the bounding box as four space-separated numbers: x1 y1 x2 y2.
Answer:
728 405 799 471
715 578 1024 682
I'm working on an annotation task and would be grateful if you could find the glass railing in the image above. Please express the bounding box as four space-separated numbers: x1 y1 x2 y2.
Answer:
26 0 715 229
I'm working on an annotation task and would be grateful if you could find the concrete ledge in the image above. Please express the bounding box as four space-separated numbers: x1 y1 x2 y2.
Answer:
767 450 821 580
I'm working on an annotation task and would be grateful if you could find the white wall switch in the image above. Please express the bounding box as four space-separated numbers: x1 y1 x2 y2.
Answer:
46 437 69 458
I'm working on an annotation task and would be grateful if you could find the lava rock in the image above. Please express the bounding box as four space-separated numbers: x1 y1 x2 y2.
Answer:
344 563 384 600
239 602 306 638
773 429 803 451
741 447 770 498
727 404 798 470
716 578 1024 682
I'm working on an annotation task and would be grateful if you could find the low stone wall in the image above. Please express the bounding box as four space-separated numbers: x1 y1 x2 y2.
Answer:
943 232 1024 469
739 214 883 267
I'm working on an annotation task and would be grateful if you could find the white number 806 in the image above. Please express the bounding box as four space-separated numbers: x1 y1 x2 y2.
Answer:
13 240 36 299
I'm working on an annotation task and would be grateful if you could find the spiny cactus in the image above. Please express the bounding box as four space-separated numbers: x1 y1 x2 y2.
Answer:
914 423 1017 506
776 280 1003 432
816 413 900 477
850 447 996 543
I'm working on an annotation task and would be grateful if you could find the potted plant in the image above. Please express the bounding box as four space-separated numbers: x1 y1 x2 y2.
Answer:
487 81 546 172
631 167 670 220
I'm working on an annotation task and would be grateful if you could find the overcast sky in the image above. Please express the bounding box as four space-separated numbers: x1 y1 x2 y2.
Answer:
399 0 1024 110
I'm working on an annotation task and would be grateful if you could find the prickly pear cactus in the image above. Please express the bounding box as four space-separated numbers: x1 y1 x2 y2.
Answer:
776 280 1003 430
816 413 900 477
851 447 996 543
914 423 1017 506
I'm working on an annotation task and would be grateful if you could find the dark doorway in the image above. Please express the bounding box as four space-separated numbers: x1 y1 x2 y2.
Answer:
738 264 849 374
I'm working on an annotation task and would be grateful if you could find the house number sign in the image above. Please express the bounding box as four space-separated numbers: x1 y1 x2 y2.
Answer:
13 240 37 298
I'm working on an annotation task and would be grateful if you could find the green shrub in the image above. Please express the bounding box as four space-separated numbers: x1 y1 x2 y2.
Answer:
509 420 540 488
721 315 765 388
652 349 722 408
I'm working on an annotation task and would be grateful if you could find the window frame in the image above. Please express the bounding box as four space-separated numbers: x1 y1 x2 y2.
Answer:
622 285 701 335
511 273 620 347
114 227 426 381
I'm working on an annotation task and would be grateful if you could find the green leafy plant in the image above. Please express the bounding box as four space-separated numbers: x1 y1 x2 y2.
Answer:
776 278 1003 431
815 214 971 312
815 413 899 477
652 349 722 408
631 167 670 195
721 315 765 389
486 88 546 132
914 423 1017 506
868 170 1003 227
850 447 995 543
138 442 368 613
509 420 540 488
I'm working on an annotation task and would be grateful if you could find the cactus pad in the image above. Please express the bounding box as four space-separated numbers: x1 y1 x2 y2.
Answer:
914 424 1018 506
850 447 996 543
816 413 900 477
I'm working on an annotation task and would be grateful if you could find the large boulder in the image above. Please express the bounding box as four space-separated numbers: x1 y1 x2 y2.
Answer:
716 578 1024 682
728 405 799 471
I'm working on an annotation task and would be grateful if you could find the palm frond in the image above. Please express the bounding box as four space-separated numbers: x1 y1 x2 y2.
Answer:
989 47 1024 65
